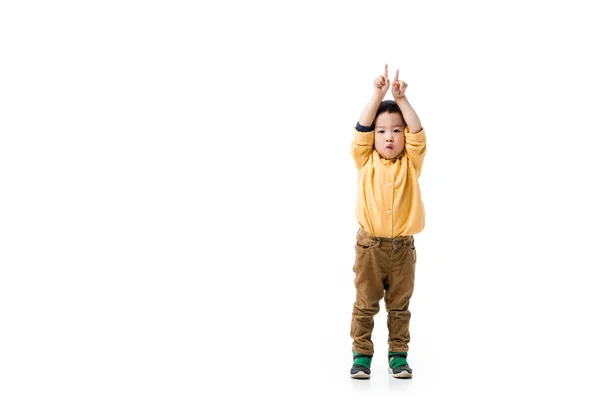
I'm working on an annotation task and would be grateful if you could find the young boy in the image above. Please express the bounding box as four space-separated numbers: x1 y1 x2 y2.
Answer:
350 64 426 379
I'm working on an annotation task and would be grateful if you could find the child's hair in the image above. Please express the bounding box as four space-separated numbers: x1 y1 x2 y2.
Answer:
375 100 404 121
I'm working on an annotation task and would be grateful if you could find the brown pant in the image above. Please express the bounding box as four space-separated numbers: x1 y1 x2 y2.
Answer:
350 228 417 355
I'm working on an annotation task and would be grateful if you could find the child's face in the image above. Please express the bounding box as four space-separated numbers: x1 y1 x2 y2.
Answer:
374 112 406 160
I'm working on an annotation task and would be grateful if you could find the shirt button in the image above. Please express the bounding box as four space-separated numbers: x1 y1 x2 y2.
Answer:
388 182 392 187
387 209 391 215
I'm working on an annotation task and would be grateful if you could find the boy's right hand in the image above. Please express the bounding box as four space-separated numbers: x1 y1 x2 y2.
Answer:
373 64 390 96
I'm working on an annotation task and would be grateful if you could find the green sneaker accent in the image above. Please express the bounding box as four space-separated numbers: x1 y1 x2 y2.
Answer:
352 351 372 369
388 352 408 369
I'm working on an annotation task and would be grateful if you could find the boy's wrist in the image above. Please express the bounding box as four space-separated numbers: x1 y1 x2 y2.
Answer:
373 90 386 100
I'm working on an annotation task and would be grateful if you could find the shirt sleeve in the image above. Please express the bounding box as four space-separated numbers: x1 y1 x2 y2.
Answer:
404 127 426 177
351 126 374 169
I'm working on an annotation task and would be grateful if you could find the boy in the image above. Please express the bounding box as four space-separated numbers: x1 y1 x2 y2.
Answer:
350 64 426 379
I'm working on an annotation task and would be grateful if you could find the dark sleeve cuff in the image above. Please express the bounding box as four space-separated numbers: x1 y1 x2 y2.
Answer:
355 122 374 132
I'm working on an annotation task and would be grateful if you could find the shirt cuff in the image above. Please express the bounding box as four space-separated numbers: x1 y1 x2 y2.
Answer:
355 122 374 132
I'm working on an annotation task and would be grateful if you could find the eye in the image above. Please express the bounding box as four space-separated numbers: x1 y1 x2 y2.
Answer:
377 130 385 134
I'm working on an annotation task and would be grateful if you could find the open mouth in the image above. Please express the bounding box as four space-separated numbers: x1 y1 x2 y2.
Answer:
385 144 394 150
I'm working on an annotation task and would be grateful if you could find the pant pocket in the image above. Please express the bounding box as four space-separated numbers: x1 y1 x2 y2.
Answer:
356 239 371 249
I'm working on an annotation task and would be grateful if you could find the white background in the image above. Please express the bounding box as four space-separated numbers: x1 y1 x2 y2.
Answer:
1 1 600 399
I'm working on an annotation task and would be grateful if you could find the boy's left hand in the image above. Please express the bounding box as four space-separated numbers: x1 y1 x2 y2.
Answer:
391 69 408 99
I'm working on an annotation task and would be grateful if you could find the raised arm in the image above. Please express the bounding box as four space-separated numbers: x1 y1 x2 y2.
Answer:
352 65 389 168
391 69 422 134
392 69 426 176
359 64 389 127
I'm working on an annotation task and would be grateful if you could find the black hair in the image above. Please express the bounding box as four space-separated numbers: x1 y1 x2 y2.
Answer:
374 100 404 122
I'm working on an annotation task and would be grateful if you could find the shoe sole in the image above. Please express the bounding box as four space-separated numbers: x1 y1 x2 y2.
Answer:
350 371 370 379
388 367 412 379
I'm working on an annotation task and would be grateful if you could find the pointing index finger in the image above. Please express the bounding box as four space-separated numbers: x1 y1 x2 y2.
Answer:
384 64 388 78
394 69 399 82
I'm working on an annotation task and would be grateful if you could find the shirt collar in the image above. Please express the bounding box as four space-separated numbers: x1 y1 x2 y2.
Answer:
377 150 403 165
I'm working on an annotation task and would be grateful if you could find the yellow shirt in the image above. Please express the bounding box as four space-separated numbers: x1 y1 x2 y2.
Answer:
351 127 427 237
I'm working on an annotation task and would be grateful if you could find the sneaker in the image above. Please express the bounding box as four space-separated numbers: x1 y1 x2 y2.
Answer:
350 351 372 379
388 352 412 379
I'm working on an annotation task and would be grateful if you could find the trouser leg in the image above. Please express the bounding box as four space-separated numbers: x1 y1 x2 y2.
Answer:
385 237 416 353
350 233 386 355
